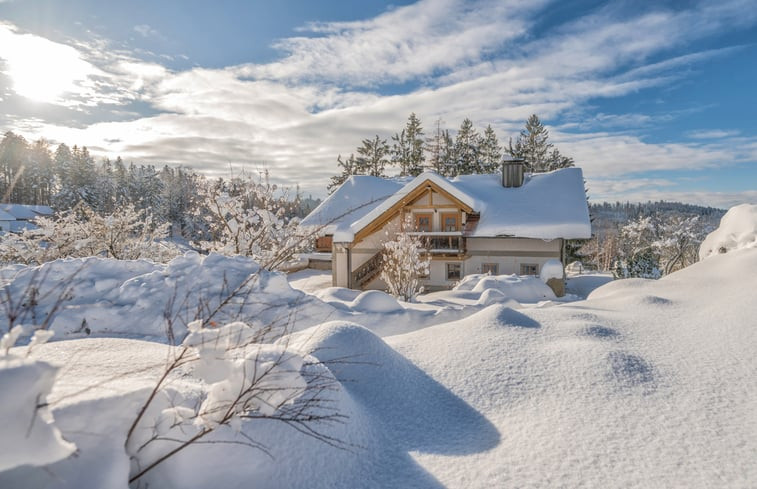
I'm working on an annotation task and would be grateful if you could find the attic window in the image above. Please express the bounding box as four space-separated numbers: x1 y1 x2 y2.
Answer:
441 213 459 232
415 213 432 232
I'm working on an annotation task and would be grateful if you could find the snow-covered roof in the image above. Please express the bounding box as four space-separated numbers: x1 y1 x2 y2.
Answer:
1 204 38 220
26 205 54 216
9 220 38 232
301 175 407 236
0 209 16 221
452 168 591 239
313 168 591 242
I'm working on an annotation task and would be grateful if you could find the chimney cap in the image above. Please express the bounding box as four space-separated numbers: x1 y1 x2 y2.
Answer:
502 156 525 164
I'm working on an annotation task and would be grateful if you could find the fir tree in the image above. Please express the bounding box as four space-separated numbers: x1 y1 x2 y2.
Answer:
478 125 502 174
454 118 479 175
425 119 444 175
440 129 456 177
508 114 552 172
390 129 411 176
327 154 359 194
356 135 390 177
509 114 576 173
391 113 425 176
405 113 425 176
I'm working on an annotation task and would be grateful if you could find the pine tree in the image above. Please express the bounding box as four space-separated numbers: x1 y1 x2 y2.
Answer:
478 125 502 174
405 113 425 176
28 139 55 205
545 148 575 172
356 135 390 177
327 154 359 194
425 119 444 175
391 113 425 176
440 129 456 177
0 131 30 202
508 114 552 172
454 118 479 175
390 129 411 176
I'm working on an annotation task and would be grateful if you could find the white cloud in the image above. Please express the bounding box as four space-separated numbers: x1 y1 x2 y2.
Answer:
2 0 757 200
133 24 159 38
686 129 741 139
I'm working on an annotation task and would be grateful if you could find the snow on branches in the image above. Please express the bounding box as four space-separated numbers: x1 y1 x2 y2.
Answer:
194 174 311 270
613 213 706 278
0 202 179 264
380 215 430 302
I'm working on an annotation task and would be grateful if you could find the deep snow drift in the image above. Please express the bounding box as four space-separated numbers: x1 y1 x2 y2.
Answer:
2 206 756 488
698 203 757 259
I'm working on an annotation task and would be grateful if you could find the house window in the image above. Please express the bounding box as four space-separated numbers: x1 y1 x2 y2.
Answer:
446 262 462 281
415 213 432 232
441 213 459 232
520 263 539 276
481 263 498 275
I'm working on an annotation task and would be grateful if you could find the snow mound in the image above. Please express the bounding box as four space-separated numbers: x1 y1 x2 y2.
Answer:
455 273 557 302
0 354 75 471
539 258 564 282
292 321 499 455
349 290 403 313
0 253 336 342
699 203 757 260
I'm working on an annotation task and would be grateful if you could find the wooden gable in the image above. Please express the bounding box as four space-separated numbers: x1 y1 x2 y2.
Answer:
353 179 474 244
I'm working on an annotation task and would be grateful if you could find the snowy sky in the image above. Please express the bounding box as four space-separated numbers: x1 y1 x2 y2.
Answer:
0 0 756 206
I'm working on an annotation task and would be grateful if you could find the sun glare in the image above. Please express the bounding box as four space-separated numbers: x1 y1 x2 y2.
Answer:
0 26 92 104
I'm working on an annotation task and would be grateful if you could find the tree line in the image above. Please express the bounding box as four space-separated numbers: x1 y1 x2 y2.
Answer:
328 113 575 193
0 131 317 232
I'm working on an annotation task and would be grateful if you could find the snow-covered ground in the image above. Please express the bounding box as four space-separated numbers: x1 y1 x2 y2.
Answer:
1 204 756 488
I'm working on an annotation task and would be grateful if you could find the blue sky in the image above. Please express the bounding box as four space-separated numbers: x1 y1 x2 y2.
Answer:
0 0 756 206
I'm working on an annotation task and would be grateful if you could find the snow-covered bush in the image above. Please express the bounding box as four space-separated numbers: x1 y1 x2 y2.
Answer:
699 204 757 260
0 202 179 264
380 216 430 302
653 215 705 274
195 174 312 270
613 214 708 278
613 216 661 279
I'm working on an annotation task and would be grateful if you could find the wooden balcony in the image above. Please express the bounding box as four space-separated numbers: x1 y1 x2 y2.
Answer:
408 232 464 254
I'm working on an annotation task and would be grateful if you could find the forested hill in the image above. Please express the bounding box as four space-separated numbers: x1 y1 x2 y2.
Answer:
590 201 725 230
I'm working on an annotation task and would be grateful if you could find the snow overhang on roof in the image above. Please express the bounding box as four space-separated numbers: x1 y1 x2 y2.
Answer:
337 171 477 242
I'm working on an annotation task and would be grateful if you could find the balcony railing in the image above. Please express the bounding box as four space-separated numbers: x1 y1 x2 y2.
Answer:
407 232 464 253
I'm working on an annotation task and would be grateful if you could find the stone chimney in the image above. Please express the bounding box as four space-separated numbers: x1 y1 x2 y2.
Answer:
502 157 525 188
